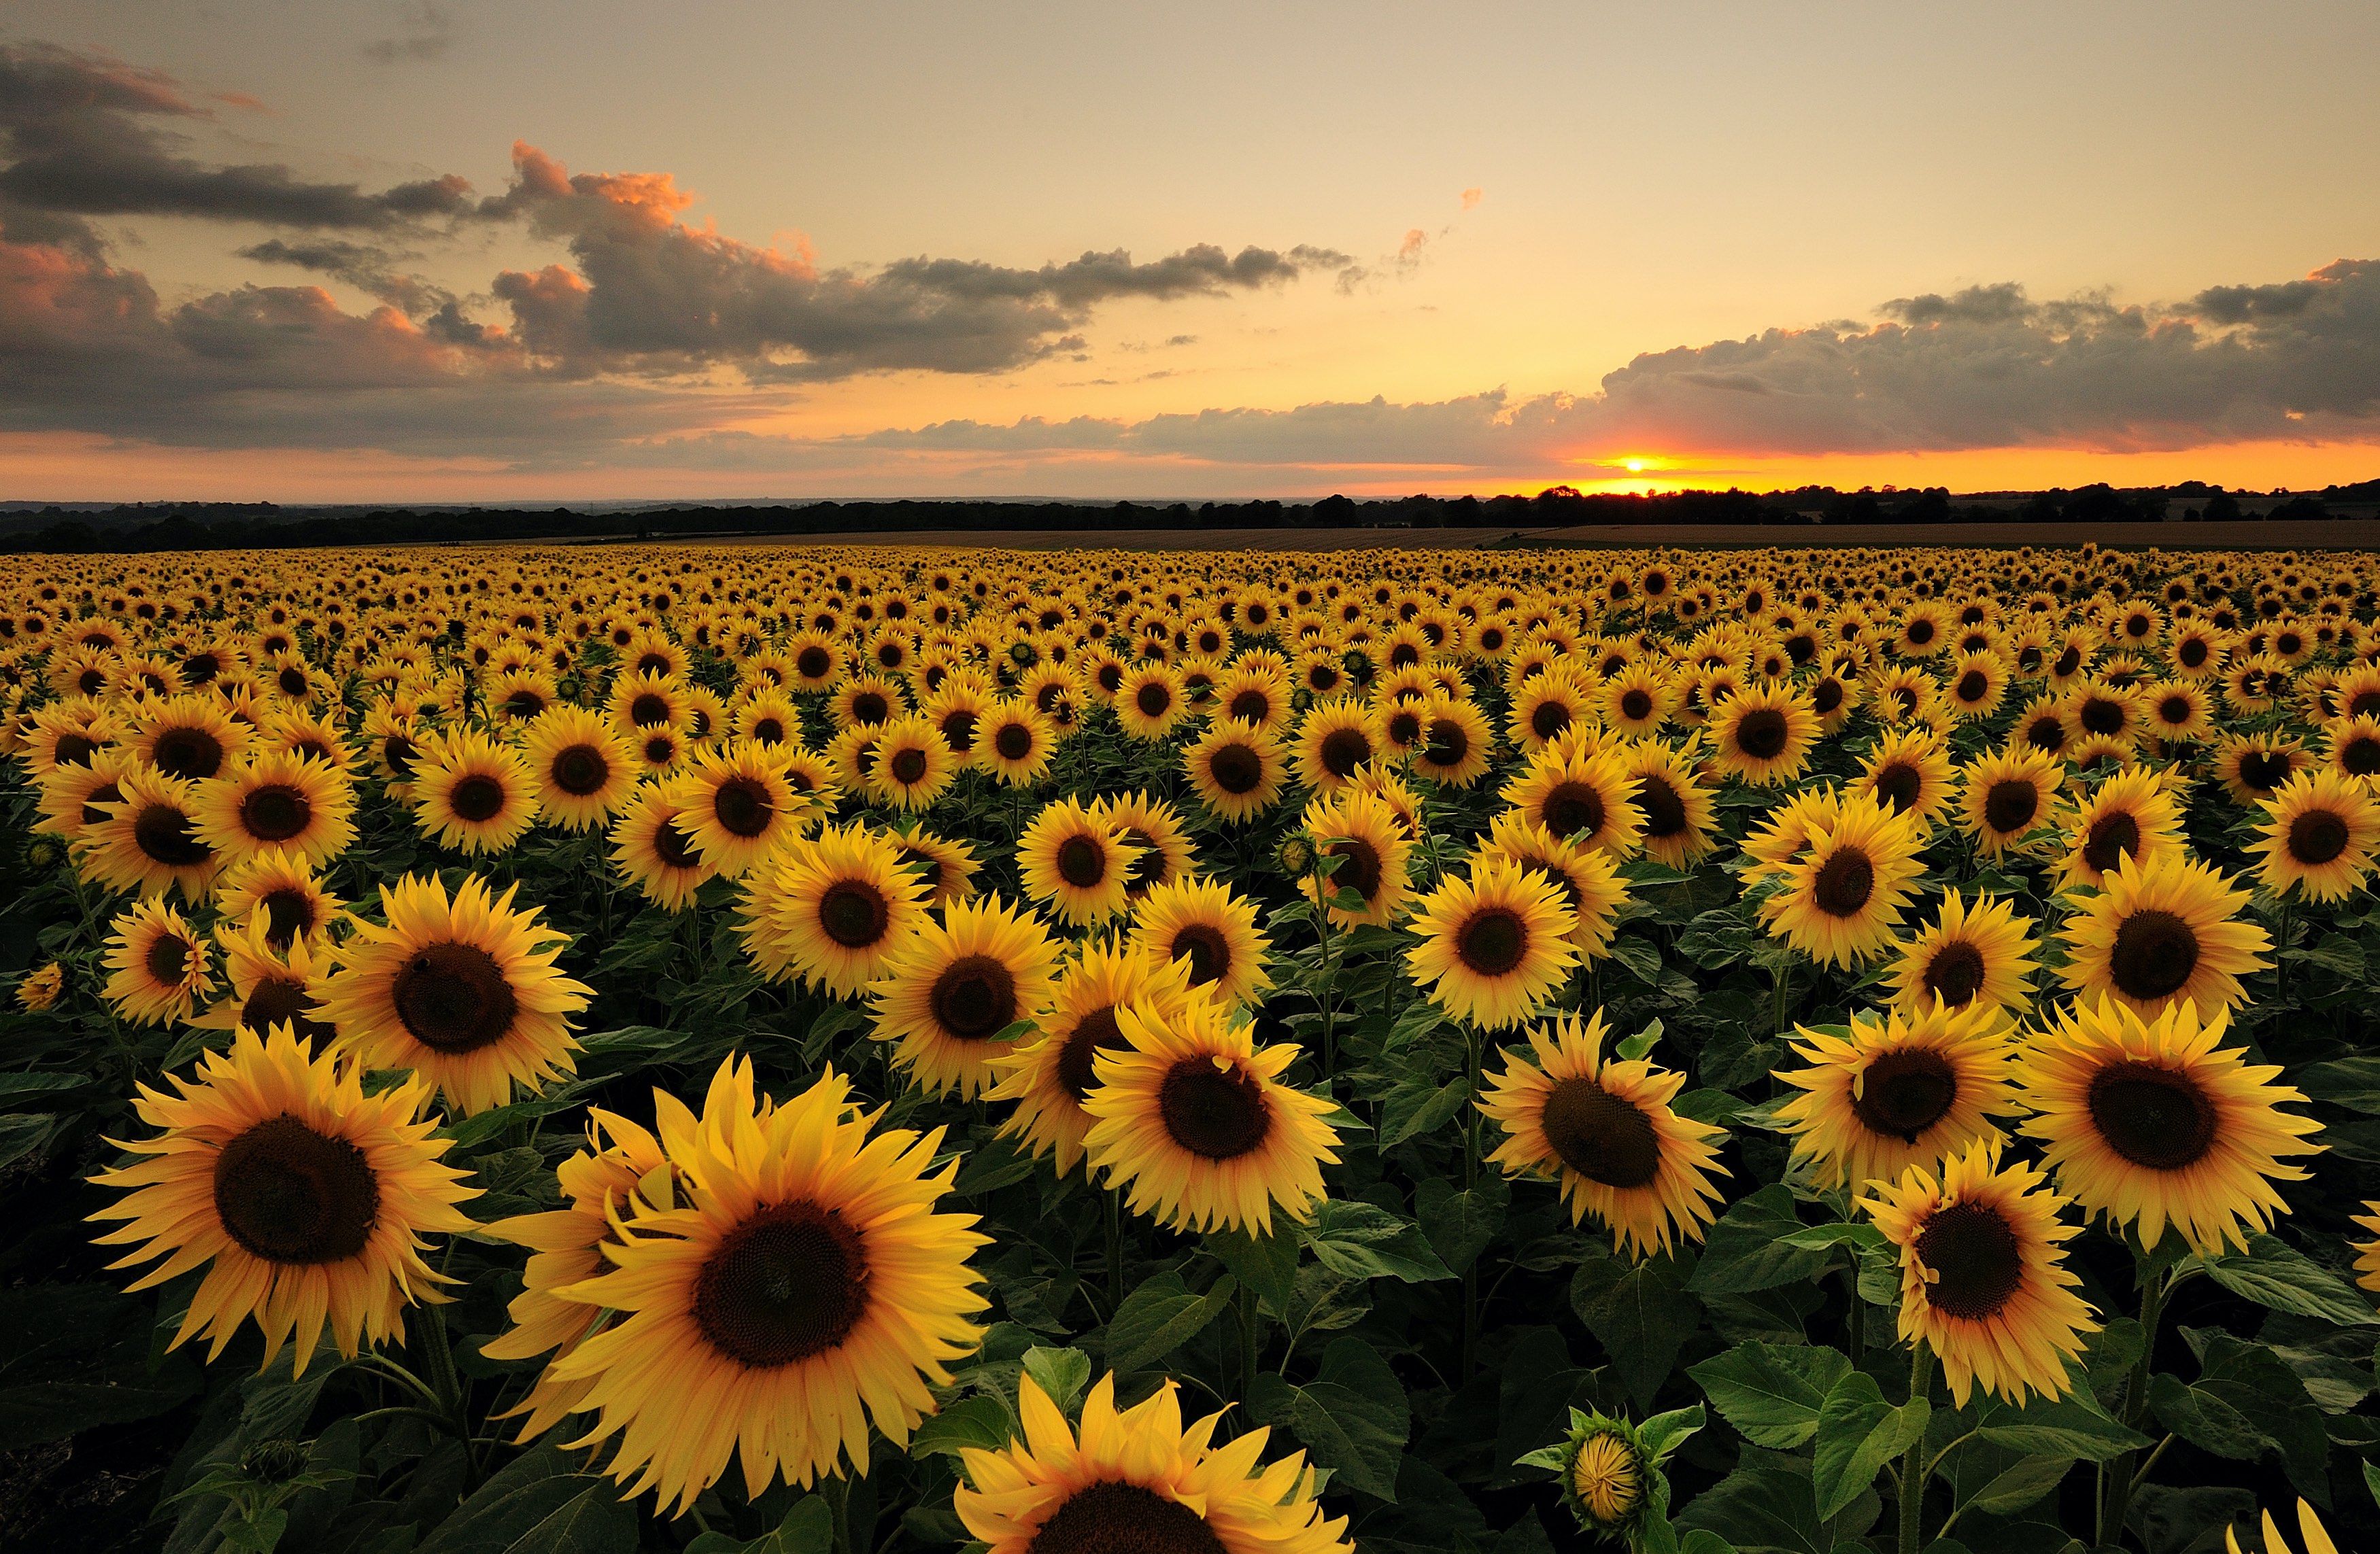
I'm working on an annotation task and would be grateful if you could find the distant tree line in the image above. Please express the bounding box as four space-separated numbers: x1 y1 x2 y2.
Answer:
0 478 2370 555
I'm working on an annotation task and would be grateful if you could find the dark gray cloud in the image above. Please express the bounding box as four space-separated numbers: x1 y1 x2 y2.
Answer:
362 2 455 65
0 41 478 230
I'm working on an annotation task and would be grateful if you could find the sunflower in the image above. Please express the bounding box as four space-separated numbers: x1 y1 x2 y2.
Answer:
1597 661 1673 737
1115 661 1189 741
1858 1139 2096 1408
1941 649 2009 721
894 826 982 908
2224 1502 2342 1554
1478 1011 1726 1258
1510 668 1593 755
481 1107 675 1441
548 1060 987 1512
313 873 594 1116
609 779 720 911
1615 740 1716 867
1476 811 1629 962
521 706 636 831
868 711 959 812
1083 986 1340 1233
16 961 63 1012
1097 791 1197 902
1408 693 1495 787
410 729 537 855
1707 682 1818 787
2056 849 2271 1018
2141 677 2213 744
189 750 356 870
958 1370 1349 1554
1775 1002 2020 1191
1129 875 1274 1010
1292 696 1382 794
1184 718 1289 823
990 942 1194 1175
1956 744 2064 857
1406 854 1581 1029
751 823 931 995
130 693 251 782
666 740 807 878
1300 787 1415 928
88 1024 476 1375
979 700 1056 785
2018 995 2321 1254
1019 797 1140 927
199 915 336 1043
2324 713 2380 782
36 742 133 844
1854 726 1956 826
214 849 343 950
81 764 220 899
1500 743 1646 856
609 669 692 739
2011 693 2074 760
1887 891 2038 1016
101 895 213 1026
2253 767 2380 903
2054 764 2184 892
1758 795 1925 967
870 894 1063 1100
2214 731 2310 807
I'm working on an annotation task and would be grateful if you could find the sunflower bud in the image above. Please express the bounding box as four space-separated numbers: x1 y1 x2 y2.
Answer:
1276 833 1316 878
24 835 62 872
241 1438 311 1485
1567 1422 1646 1533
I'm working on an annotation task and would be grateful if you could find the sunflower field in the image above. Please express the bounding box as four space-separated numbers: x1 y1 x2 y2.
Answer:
8 541 2380 1554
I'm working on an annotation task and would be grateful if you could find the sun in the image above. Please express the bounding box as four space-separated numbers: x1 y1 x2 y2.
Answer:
1622 457 1648 473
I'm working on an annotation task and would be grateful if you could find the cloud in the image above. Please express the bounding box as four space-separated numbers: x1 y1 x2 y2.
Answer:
362 2 455 65
0 41 479 232
1460 188 1483 211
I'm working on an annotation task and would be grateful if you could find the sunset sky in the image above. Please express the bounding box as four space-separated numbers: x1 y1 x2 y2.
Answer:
5 1 2380 501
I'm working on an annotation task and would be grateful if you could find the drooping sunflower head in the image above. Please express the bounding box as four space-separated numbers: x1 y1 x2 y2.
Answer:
870 893 1063 1100
1478 1009 1727 1258
1405 853 1581 1031
1858 1139 2098 1409
89 1024 477 1375
2018 995 2322 1254
1775 1001 2019 1192
1084 986 1342 1234
313 872 594 1116
2056 847 2271 1018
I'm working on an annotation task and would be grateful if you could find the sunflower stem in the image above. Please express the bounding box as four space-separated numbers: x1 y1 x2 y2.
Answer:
2275 895 2294 1010
1236 1282 1260 1402
2100 1263 2169 1548
1897 1341 1932 1554
1104 1188 1126 1310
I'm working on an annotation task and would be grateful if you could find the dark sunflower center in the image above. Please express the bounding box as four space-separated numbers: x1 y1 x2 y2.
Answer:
630 692 671 726
2087 1058 2217 1170
713 776 772 837
931 954 1017 1039
1325 837 1382 902
390 942 518 1054
1157 1057 1272 1160
213 1114 379 1266
2024 715 2066 753
751 716 788 746
1056 835 1106 888
449 774 506 824
240 783 311 842
2077 696 2126 736
1620 689 1654 721
693 1201 871 1369
1537 779 1606 841
1982 778 2039 835
241 977 333 1041
2158 695 2192 726
1850 1048 1959 1141
80 780 121 828
1423 718 1469 767
995 723 1034 761
1735 707 1790 759
1228 690 1271 725
1170 924 1231 987
383 734 418 777
1319 727 1371 778
2288 808 2351 865
2107 908 2199 1001
551 744 609 795
152 726 225 780
1540 1077 1661 1188
145 932 194 986
1386 709 1422 746
2081 811 2141 875
796 646 833 679
884 747 926 786
2345 737 2380 776
134 802 212 867
52 731 98 767
1057 1006 1127 1103
1025 1479 1228 1554
1136 683 1172 718
260 887 316 948
505 689 546 719
1915 1201 2024 1321
1956 670 1989 702
653 818 704 869
1871 762 1921 814
1812 848 1875 916
1455 905 1529 975
2237 749 2290 791
1208 744 1263 795
1636 776 1687 838
1531 700 1571 740
817 880 890 948
1813 678 1843 714
852 691 890 724
2179 638 2209 668
1922 942 1988 1008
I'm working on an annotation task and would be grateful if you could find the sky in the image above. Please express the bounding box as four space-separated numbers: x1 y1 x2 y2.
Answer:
4 0 2380 502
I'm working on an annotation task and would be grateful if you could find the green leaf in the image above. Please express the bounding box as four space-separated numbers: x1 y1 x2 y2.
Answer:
1688 1185 1833 1294
2194 1234 2380 1326
1970 1394 2152 1463
1673 1457 1837 1554
1021 1347 1092 1413
749 1497 836 1554
1414 1173 1508 1277
1299 1201 1453 1283
0 1284 202 1449
1378 1075 1470 1149
2149 1330 2331 1500
0 1071 86 1103
1686 1343 1851 1449
1569 1247 1701 1410
2300 1055 2380 1113
0 1111 54 1171
1204 1226 1299 1311
1810 1370 1928 1521
1104 1272 1237 1372
910 1394 1016 1460
1248 1336 1410 1501
1615 1018 1665 1061
1603 933 1665 986
1964 1455 2073 1517
413 1441 635 1554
